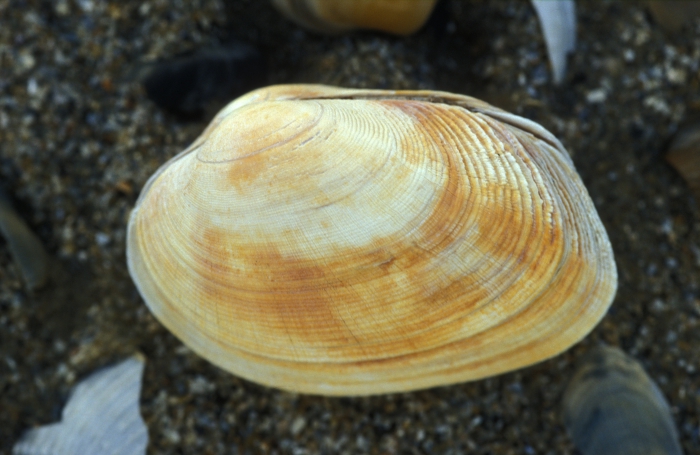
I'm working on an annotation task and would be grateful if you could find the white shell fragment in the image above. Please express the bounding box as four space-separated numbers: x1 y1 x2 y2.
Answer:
0 188 49 290
13 355 148 455
563 345 683 455
531 0 576 84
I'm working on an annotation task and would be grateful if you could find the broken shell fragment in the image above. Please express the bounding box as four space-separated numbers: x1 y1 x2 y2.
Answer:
531 0 576 85
13 355 148 455
127 84 617 395
271 0 439 35
646 1 700 33
562 345 683 455
0 187 49 290
665 112 700 203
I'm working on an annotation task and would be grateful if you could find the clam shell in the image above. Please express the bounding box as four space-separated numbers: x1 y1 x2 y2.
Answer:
271 0 439 35
127 84 617 395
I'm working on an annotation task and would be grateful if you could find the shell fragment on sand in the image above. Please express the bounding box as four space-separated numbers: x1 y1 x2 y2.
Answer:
665 114 700 203
271 0 439 35
13 356 148 455
531 0 577 85
0 188 49 290
563 345 683 455
646 1 700 33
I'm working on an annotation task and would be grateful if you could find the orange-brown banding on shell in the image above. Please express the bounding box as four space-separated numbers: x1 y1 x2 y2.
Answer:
127 84 617 395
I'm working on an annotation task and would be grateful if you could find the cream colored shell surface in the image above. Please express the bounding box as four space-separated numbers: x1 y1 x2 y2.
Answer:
127 84 617 395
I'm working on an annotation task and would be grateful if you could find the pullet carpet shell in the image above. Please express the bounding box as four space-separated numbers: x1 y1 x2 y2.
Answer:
127 84 617 395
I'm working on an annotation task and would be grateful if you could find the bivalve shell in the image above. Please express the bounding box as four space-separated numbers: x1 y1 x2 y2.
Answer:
127 84 617 395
